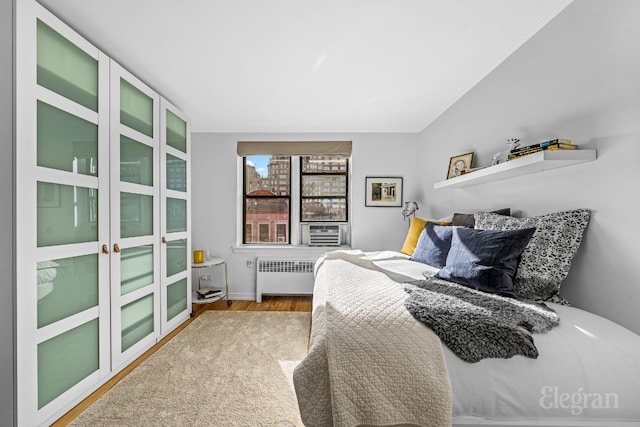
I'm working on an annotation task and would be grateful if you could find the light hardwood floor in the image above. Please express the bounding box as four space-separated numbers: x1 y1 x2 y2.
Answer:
194 295 312 314
52 296 313 426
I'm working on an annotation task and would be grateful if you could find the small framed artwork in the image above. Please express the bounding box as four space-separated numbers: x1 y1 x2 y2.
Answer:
365 176 403 207
447 152 474 179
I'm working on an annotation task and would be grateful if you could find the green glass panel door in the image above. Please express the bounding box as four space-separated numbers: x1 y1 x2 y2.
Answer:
38 319 99 408
120 78 153 137
37 182 98 247
36 20 98 111
121 294 154 352
165 110 186 153
160 100 190 334
166 154 186 192
120 192 153 238
167 278 187 322
37 101 98 176
166 198 186 233
30 12 111 421
166 238 187 277
120 135 153 186
120 245 154 295
37 254 98 328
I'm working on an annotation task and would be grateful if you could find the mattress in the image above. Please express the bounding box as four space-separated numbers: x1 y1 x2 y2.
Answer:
317 250 640 426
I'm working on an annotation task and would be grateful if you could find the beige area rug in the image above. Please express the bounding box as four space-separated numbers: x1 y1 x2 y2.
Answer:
70 311 311 427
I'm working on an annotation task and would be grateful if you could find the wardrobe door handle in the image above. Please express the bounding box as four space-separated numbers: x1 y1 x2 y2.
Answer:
102 244 110 254
113 243 121 253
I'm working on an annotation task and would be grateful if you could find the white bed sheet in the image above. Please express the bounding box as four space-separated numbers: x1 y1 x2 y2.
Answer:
362 251 640 426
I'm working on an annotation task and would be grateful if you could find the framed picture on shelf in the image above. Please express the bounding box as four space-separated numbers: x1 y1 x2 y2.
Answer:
447 152 474 179
365 176 403 207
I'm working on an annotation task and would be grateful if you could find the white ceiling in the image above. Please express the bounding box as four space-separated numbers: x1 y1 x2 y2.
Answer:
38 0 572 133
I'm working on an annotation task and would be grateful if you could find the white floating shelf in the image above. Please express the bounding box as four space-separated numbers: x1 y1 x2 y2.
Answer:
434 149 597 190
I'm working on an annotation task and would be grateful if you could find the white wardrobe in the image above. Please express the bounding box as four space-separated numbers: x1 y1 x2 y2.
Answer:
15 1 192 425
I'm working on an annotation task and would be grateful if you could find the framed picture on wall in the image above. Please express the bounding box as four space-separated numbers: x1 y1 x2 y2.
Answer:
365 176 403 207
447 152 474 179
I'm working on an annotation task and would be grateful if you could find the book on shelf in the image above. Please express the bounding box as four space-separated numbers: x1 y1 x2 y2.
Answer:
508 145 575 160
510 139 575 154
196 288 223 299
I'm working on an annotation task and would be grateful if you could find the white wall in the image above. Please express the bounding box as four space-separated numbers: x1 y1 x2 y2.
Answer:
190 1 640 334
191 132 420 300
2 0 14 424
418 0 640 334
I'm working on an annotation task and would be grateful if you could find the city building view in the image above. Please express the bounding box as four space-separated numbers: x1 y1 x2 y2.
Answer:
244 155 348 244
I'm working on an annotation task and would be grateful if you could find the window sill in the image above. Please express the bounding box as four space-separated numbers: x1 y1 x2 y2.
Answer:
231 245 351 255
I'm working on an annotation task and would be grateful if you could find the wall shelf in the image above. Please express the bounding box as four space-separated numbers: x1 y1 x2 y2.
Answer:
434 149 597 190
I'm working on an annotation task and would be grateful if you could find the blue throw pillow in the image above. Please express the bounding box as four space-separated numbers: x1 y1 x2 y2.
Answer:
410 223 455 268
435 226 536 297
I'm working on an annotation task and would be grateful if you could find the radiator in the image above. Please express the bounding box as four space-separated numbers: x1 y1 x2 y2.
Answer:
255 258 316 302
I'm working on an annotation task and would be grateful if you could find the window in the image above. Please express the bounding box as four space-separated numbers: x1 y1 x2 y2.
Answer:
300 156 348 222
242 154 349 245
243 156 291 244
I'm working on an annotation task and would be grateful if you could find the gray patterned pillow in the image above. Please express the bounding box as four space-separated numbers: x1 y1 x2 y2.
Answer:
474 209 590 301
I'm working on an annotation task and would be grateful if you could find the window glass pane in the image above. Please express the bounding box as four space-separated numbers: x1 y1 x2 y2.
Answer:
120 192 153 238
120 245 153 295
121 294 154 352
37 101 98 176
37 254 98 328
166 154 187 192
37 20 98 111
167 278 187 321
166 110 187 153
166 238 187 277
276 224 287 243
120 135 153 186
120 78 153 137
300 155 349 223
302 175 347 197
38 319 99 408
166 198 187 233
302 198 347 222
244 155 290 196
302 156 348 173
259 224 269 242
244 198 289 244
37 182 98 247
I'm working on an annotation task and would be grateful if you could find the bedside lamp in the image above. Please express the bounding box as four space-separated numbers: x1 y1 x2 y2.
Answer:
401 201 419 221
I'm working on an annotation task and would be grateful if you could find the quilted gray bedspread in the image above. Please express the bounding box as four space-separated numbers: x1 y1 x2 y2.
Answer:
293 251 452 427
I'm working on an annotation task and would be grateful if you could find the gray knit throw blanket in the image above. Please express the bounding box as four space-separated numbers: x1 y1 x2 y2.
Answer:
404 274 559 363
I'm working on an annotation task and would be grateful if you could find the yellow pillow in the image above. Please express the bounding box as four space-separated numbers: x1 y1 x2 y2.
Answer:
400 217 452 256
400 217 427 255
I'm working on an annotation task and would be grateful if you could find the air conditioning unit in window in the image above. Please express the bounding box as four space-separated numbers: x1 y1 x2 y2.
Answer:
308 223 341 246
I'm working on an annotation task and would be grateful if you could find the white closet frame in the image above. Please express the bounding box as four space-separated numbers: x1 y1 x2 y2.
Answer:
15 1 192 424
15 2 111 425
159 98 193 335
108 61 162 371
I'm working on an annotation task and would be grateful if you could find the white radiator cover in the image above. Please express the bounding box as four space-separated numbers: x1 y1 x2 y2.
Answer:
256 258 316 302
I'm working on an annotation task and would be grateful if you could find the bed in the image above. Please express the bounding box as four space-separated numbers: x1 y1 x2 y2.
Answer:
292 209 640 427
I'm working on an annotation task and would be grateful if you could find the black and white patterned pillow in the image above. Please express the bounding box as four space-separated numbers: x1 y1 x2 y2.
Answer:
474 209 590 301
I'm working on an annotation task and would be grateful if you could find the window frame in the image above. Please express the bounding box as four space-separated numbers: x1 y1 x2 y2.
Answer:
299 156 349 223
239 154 351 247
242 156 292 245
